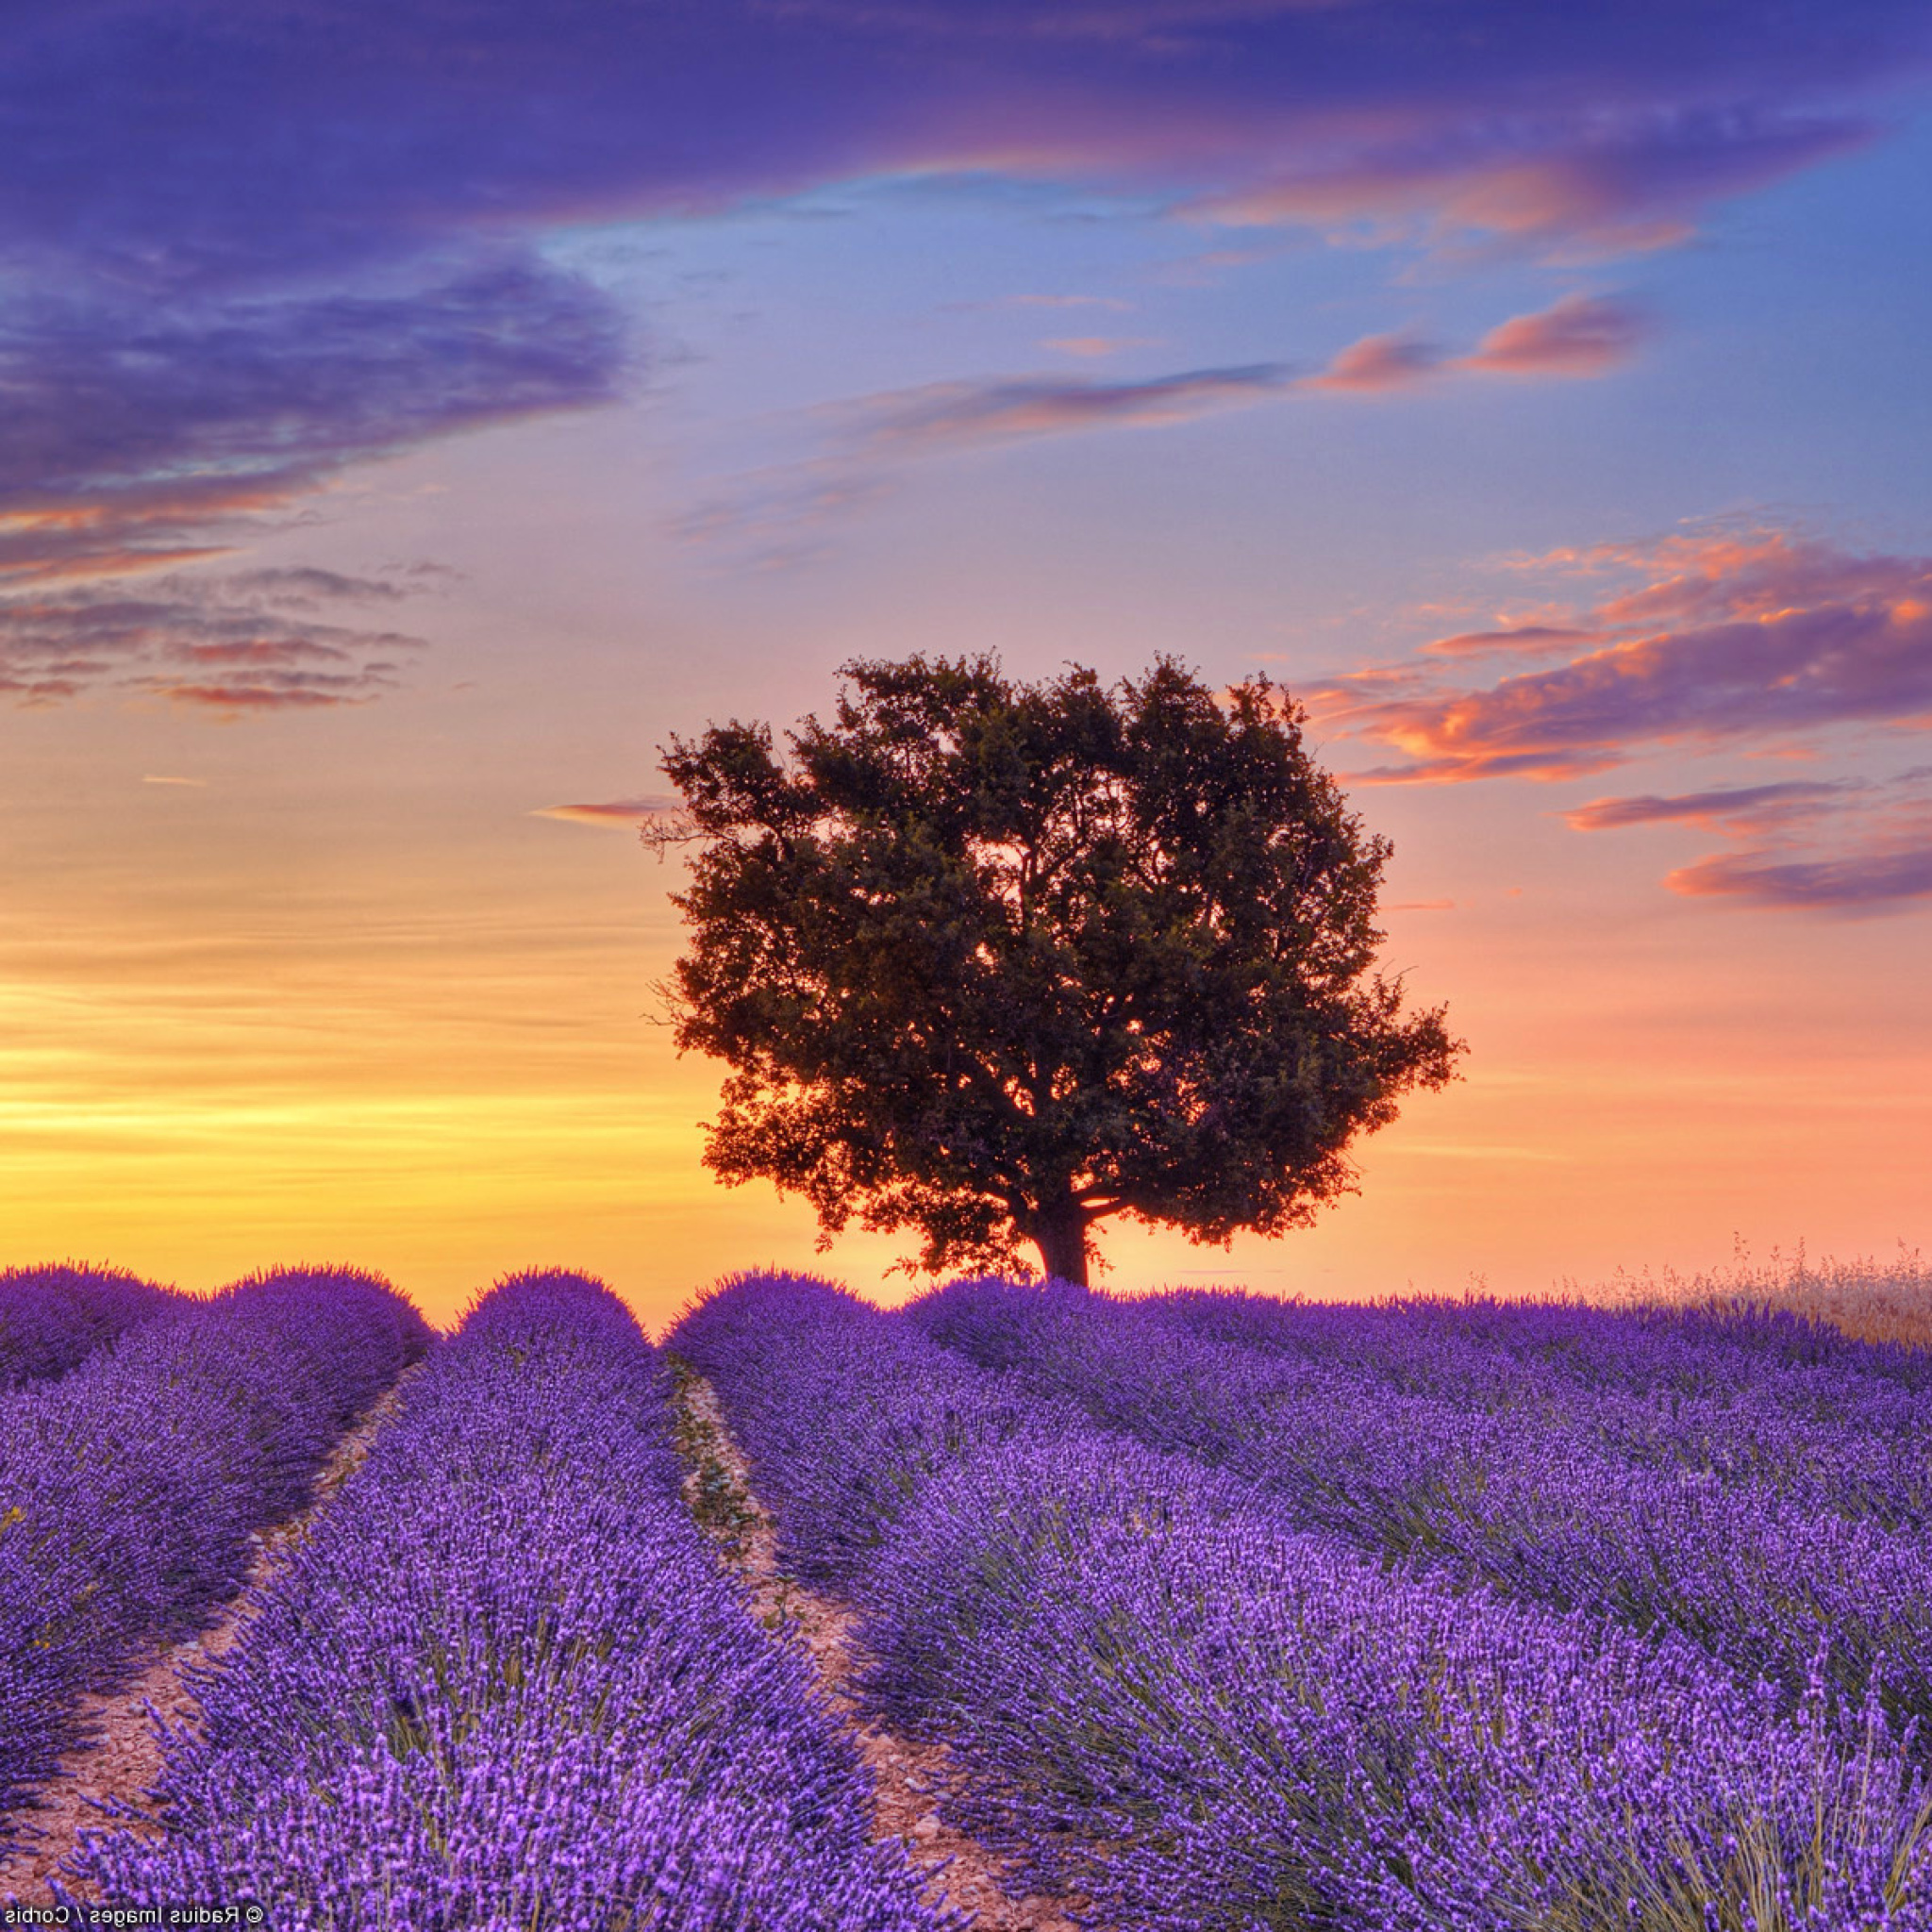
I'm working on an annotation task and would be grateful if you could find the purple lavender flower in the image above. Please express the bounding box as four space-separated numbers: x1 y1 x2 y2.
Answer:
1 1266 429 1846
677 1272 1932 1931
0 1265 176 1393
71 1269 955 1931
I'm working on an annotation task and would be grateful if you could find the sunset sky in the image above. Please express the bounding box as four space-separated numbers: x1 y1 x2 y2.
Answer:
5 0 1929 1330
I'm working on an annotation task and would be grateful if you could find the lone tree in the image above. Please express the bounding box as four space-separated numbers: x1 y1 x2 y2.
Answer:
647 654 1463 1286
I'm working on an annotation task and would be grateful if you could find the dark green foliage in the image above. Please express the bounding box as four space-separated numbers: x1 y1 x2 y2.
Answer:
650 653 1464 1284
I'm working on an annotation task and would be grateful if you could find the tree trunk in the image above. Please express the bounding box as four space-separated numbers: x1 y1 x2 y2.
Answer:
1032 1196 1090 1286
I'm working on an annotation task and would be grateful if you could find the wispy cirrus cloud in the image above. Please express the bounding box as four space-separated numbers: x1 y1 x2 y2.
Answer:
851 362 1298 452
1422 625 1601 658
1562 771 1932 913
1190 109 1878 259
532 794 683 828
1561 780 1850 836
1041 335 1166 358
1312 525 1932 911
0 567 437 711
1318 525 1932 784
1667 841 1932 911
956 294 1137 312
0 0 1921 635
1299 294 1649 392
684 294 1646 558
675 359 1295 561
0 262 629 594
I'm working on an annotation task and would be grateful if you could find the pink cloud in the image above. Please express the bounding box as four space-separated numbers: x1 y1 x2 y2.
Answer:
1041 336 1164 358
1459 293 1649 376
533 795 683 828
1297 295 1645 398
1667 843 1932 912
142 679 388 713
1422 625 1601 658
1320 525 1932 784
1193 114 1874 260
1300 332 1444 393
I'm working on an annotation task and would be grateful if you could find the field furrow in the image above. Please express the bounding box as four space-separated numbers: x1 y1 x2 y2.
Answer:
668 1361 1084 1932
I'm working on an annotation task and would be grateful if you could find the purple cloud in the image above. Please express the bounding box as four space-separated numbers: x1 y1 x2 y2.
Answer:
0 569 433 711
0 1 1925 678
1321 526 1932 782
5 3 1920 291
686 295 1651 558
1562 781 1849 836
1665 843 1932 912
0 262 628 590
1308 527 1932 910
850 363 1297 452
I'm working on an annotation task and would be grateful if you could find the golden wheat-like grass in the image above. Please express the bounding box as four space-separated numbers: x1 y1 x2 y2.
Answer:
1565 1241 1932 1349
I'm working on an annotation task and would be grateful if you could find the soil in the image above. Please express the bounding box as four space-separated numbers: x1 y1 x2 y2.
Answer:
673 1370 1088 1932
0 1367 422 1906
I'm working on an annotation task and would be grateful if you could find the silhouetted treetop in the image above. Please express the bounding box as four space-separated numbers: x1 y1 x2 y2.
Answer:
648 652 1465 1285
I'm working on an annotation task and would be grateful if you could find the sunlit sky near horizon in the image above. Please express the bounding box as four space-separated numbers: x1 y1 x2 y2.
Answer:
4 1 1929 1329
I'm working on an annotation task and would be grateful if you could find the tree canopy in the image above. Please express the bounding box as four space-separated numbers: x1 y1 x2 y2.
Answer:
647 653 1464 1286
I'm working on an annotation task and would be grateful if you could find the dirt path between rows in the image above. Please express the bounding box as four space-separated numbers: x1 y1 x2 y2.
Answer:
672 1368 1086 1932
0 1366 422 1905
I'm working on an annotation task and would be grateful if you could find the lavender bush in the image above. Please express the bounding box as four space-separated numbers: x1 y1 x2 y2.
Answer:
1148 1284 1932 1524
674 1271 1062 1584
675 1272 1932 1932
0 1264 176 1392
72 1270 954 1932
909 1276 1932 1729
0 1266 430 1845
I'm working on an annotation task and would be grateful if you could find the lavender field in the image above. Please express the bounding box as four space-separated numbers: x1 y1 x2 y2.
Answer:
6 1260 1932 1929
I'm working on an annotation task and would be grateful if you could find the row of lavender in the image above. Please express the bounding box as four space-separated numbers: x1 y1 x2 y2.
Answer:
673 1273 1932 1932
1154 1285 1932 1507
67 1272 953 1931
909 1277 1932 1732
0 1264 180 1392
0 1266 431 1844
